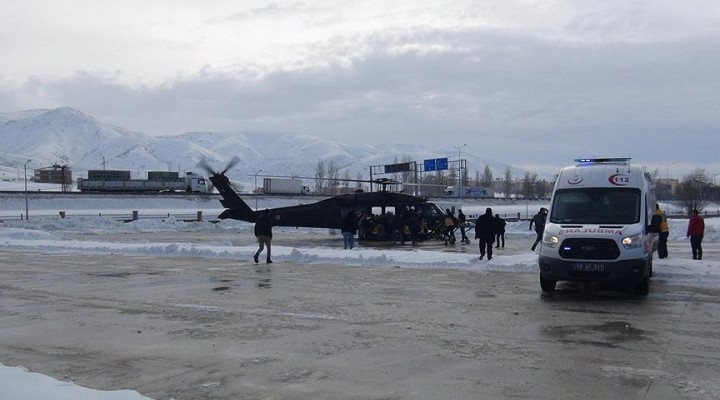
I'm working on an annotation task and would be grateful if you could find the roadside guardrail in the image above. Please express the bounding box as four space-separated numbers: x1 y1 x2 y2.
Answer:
0 211 220 223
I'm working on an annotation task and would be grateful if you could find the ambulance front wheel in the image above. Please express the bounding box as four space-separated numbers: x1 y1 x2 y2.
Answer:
635 274 650 296
540 275 556 292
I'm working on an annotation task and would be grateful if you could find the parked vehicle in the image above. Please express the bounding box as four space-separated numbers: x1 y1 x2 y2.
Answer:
262 178 310 195
442 186 493 198
537 158 657 295
77 170 208 193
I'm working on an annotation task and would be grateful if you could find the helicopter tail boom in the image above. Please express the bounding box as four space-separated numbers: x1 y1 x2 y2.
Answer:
209 173 256 222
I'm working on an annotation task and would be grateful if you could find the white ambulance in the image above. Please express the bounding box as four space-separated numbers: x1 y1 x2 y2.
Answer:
538 158 657 295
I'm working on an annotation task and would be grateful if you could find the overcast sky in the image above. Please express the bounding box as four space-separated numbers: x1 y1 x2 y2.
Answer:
1 0 719 176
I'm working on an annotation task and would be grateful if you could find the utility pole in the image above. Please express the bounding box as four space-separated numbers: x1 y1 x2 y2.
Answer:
660 161 676 208
24 159 31 221
453 144 466 198
254 169 262 210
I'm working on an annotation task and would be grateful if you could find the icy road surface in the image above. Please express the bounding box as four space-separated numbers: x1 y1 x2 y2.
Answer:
2 227 720 400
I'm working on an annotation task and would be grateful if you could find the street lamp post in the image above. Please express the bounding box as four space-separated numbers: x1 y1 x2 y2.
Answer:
253 169 262 210
660 161 676 210
453 144 466 197
710 173 720 212
24 159 31 221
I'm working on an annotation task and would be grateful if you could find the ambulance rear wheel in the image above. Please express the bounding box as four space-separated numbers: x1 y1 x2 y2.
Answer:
540 275 556 292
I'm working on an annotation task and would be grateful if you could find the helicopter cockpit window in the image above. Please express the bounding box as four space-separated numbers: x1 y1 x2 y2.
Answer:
419 203 444 216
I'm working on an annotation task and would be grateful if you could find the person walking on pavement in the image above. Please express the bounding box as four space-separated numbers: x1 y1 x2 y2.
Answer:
474 207 496 260
687 208 705 260
494 214 506 248
341 211 358 249
253 209 274 264
458 209 471 244
529 207 547 251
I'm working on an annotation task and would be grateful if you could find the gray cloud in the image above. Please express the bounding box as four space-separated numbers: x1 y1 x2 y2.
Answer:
2 11 719 176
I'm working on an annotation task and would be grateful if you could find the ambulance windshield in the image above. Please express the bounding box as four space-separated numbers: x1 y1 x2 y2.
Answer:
550 188 641 225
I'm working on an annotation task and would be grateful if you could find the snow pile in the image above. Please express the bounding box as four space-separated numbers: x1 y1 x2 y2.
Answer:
0 363 153 400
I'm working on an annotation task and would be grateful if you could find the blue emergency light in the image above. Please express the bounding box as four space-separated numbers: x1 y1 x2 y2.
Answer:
574 157 631 166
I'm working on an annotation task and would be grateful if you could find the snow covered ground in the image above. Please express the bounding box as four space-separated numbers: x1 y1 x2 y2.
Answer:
1 188 719 400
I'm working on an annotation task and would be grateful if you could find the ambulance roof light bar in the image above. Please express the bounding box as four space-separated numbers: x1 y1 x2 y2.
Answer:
574 157 631 166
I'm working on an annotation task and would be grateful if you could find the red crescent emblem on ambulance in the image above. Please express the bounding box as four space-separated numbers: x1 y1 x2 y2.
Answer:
567 175 583 185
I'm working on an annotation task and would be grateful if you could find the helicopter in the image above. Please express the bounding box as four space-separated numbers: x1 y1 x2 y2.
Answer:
199 158 448 237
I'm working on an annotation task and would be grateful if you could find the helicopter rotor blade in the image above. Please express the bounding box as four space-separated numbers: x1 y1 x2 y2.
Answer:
221 156 241 175
197 158 216 175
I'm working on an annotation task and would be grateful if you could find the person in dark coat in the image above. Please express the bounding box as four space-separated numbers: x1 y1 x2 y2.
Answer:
529 207 547 251
650 204 669 258
253 209 274 264
494 214 506 248
341 211 358 249
474 207 496 260
443 208 458 245
458 209 471 244
687 209 705 260
407 211 421 245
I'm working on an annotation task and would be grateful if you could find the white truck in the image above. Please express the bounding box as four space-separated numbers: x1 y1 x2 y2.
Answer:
77 171 208 193
537 158 657 295
262 178 310 195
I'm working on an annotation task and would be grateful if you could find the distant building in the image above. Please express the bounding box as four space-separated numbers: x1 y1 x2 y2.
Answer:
656 178 678 200
35 164 72 184
34 164 72 191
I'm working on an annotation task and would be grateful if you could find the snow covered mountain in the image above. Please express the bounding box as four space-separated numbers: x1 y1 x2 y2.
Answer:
0 107 526 190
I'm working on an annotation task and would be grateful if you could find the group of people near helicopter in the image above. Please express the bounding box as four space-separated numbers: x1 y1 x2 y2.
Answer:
440 208 507 249
340 206 510 249
352 209 432 245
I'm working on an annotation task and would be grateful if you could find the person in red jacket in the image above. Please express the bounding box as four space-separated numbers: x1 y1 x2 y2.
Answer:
686 209 705 260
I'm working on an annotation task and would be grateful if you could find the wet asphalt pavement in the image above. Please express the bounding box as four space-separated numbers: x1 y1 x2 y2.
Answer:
1 235 720 400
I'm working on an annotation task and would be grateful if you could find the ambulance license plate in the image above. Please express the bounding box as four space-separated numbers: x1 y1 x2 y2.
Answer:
572 262 605 272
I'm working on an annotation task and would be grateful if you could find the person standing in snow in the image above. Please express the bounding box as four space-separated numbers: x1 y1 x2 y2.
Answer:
253 209 274 264
474 207 496 260
341 211 358 249
494 214 506 248
687 209 705 260
650 204 669 259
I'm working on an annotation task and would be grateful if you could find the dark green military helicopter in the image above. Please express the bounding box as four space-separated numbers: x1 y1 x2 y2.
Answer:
200 158 446 232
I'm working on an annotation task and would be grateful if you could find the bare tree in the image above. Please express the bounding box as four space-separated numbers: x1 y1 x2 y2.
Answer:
536 179 551 199
503 167 513 199
326 160 341 194
481 164 493 187
341 169 352 192
314 160 326 194
447 169 457 188
355 172 364 191
425 170 446 196
676 168 709 214
521 172 538 199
